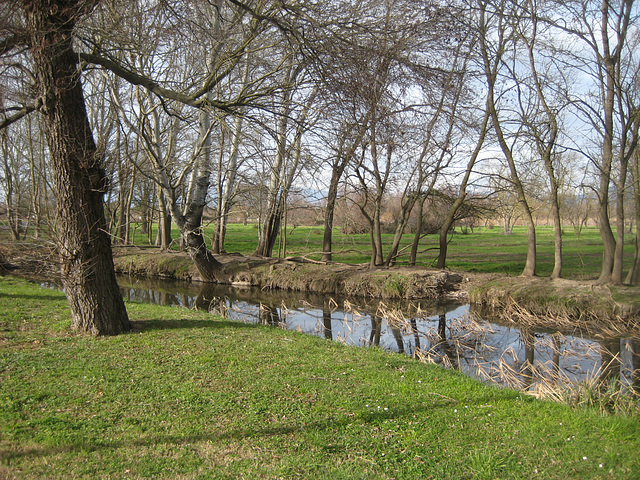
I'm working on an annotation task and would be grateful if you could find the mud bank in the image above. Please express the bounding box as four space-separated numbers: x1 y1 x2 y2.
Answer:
112 249 465 300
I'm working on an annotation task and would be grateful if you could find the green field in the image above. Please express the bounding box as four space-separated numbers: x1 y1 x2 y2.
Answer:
1 276 638 479
127 223 629 280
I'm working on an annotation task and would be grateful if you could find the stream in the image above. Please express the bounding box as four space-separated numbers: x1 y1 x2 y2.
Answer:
117 275 640 395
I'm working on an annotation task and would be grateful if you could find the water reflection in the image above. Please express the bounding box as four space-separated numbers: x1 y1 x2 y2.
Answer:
116 275 639 393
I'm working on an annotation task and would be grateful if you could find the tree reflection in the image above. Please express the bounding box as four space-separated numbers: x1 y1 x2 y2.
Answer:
434 314 457 369
196 285 228 316
598 337 622 391
322 303 333 340
632 340 640 394
369 314 382 347
259 303 282 326
391 324 404 354
520 329 535 390
409 318 421 355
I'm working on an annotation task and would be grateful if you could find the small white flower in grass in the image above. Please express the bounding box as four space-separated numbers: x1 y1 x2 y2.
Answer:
599 464 603 468
583 457 588 461
384 407 388 411
454 409 458 413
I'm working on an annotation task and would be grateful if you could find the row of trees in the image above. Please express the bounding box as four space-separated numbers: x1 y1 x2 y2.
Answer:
1 0 639 334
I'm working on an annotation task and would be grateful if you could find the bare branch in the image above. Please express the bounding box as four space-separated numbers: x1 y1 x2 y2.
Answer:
0 102 36 130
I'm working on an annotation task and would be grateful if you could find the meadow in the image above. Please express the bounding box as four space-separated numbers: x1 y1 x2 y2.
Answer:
1 275 639 479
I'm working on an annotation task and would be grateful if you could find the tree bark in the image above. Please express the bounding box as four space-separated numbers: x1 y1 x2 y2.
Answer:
23 0 130 335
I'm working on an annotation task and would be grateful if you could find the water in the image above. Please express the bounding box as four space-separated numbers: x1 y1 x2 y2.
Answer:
118 275 640 394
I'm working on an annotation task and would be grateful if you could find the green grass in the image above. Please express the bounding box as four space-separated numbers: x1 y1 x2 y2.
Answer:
1 276 639 479
128 222 629 280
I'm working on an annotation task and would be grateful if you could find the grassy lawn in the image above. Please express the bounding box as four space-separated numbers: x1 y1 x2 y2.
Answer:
127 223 625 280
1 276 639 479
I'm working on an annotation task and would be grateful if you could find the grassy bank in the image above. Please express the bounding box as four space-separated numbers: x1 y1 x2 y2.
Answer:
1 276 639 479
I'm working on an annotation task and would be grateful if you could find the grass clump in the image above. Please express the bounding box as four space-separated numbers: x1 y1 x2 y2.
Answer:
1 276 640 479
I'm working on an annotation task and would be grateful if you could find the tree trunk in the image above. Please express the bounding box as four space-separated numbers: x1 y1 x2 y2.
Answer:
409 195 425 267
321 165 343 262
625 151 640 285
27 116 43 239
212 63 250 254
255 197 284 257
1 131 21 241
24 0 130 335
169 107 223 280
155 188 172 250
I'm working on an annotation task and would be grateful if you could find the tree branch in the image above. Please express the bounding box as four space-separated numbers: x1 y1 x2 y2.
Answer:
0 103 36 130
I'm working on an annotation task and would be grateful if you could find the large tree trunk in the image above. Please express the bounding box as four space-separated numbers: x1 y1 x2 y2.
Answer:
155 189 172 250
170 107 223 280
24 0 130 335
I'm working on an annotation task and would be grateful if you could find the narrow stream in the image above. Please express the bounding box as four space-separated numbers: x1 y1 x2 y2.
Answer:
118 275 640 395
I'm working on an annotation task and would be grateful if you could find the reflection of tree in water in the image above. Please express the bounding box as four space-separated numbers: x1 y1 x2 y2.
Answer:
322 307 333 340
259 303 282 327
519 329 536 389
413 314 458 369
435 314 458 369
390 324 404 354
195 285 230 317
410 318 420 352
368 314 382 348
633 340 640 394
598 337 622 391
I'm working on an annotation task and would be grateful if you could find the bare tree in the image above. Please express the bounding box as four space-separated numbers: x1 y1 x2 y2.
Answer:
512 0 569 279
550 0 639 283
478 0 537 277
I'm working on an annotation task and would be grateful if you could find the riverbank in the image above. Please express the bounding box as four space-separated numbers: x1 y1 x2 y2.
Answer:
112 247 465 300
1 275 638 479
3 240 640 337
110 248 640 337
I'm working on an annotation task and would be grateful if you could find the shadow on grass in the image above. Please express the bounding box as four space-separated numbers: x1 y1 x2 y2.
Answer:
129 317 259 334
0 292 67 302
1 398 486 464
